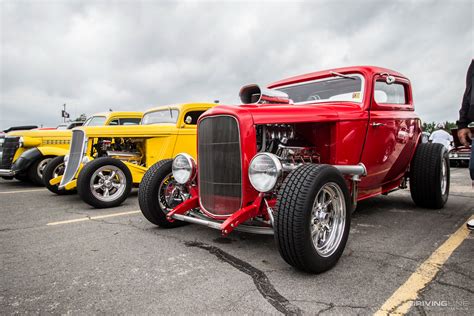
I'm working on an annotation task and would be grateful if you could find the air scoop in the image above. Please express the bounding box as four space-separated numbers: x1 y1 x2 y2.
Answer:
239 84 291 104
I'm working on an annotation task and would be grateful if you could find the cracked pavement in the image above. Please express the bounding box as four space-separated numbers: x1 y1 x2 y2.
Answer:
0 168 473 315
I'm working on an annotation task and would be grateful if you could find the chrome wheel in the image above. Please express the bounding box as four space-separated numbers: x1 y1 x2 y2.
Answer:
158 174 189 213
52 162 65 178
440 156 448 195
89 165 126 202
310 182 346 257
37 158 52 179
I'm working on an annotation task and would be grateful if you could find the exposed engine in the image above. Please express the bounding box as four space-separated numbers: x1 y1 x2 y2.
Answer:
256 124 320 171
94 138 143 164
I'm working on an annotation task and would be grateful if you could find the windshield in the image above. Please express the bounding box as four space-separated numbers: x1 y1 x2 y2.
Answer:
275 74 364 104
83 116 106 126
141 109 179 125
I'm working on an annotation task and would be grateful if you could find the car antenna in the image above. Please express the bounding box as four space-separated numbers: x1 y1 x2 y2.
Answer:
329 71 356 80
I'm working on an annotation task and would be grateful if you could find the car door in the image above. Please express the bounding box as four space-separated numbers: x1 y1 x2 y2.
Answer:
359 75 419 194
173 109 208 158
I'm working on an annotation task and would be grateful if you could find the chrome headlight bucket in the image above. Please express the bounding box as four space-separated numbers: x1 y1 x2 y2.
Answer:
172 153 196 184
248 153 282 193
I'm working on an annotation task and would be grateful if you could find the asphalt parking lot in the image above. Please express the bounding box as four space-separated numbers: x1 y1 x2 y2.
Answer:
1 168 473 315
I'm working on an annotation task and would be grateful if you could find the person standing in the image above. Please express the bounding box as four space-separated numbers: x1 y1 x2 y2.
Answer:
456 59 474 230
429 122 453 151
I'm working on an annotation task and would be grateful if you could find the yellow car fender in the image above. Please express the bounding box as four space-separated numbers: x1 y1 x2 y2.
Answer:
36 146 70 157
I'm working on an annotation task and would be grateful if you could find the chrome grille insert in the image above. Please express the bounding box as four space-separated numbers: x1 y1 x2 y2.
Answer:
59 130 86 188
198 116 242 216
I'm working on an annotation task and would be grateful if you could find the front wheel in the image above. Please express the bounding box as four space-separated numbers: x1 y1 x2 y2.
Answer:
77 157 133 208
43 156 75 195
138 159 188 228
410 143 449 209
274 164 351 274
28 157 53 185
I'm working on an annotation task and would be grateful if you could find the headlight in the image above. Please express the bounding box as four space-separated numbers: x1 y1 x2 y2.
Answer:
19 136 24 147
248 153 282 193
172 153 196 184
453 153 459 158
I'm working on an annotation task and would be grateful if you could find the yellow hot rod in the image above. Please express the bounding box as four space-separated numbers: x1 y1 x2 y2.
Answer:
46 103 215 208
0 111 142 185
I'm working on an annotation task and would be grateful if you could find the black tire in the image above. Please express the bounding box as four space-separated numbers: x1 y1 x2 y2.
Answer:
27 156 53 186
410 143 449 209
77 157 133 208
43 156 75 195
274 164 351 274
138 159 188 228
14 173 29 182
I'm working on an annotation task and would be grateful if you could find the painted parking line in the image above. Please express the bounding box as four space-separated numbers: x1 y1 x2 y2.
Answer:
47 210 141 226
374 215 474 315
0 188 45 194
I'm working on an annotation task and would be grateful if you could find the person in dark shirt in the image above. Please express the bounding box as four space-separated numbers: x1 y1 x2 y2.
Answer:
456 60 474 230
457 60 474 178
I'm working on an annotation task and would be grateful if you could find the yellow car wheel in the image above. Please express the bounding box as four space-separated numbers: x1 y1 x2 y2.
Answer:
77 157 133 209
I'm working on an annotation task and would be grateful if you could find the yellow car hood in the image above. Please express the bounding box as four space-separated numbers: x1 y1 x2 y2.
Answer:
76 124 179 138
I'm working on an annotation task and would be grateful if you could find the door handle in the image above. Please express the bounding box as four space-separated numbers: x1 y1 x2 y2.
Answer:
371 122 386 127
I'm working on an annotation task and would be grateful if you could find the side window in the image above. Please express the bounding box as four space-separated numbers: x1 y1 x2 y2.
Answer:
374 81 407 104
120 118 141 125
183 111 206 125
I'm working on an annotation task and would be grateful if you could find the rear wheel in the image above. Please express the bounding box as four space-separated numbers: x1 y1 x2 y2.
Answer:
275 164 351 273
77 157 132 208
43 156 75 195
410 143 449 209
138 159 188 228
28 157 53 185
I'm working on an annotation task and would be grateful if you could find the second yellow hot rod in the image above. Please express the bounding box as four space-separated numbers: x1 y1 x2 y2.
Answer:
45 103 215 208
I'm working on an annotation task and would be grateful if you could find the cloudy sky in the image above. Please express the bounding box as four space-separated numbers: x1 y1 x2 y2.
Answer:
0 0 472 129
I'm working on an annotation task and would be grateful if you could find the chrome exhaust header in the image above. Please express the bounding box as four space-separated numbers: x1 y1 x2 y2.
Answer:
239 84 290 104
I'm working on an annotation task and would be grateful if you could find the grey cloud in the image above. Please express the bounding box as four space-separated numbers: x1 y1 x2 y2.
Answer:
1 0 472 129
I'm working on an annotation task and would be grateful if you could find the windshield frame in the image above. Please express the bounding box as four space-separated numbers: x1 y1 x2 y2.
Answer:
141 108 180 125
273 73 365 105
83 116 107 126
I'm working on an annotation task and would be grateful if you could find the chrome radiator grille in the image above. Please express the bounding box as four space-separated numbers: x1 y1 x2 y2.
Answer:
0 137 20 170
59 130 86 187
198 116 242 216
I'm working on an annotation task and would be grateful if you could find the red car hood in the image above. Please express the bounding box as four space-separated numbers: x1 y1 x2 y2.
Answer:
201 101 365 125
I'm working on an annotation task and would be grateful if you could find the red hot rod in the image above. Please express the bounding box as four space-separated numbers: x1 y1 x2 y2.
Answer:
139 66 449 273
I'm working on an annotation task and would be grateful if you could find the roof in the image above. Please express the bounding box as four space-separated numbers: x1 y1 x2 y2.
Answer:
268 66 408 88
91 111 143 118
143 102 216 115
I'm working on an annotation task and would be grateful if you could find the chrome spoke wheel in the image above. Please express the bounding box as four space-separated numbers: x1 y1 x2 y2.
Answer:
310 182 346 257
90 165 126 202
37 158 52 179
52 162 65 178
158 174 189 213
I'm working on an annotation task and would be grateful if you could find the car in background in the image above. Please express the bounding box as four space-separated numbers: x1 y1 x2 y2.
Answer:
56 121 85 130
48 103 216 207
0 111 142 185
449 127 473 167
